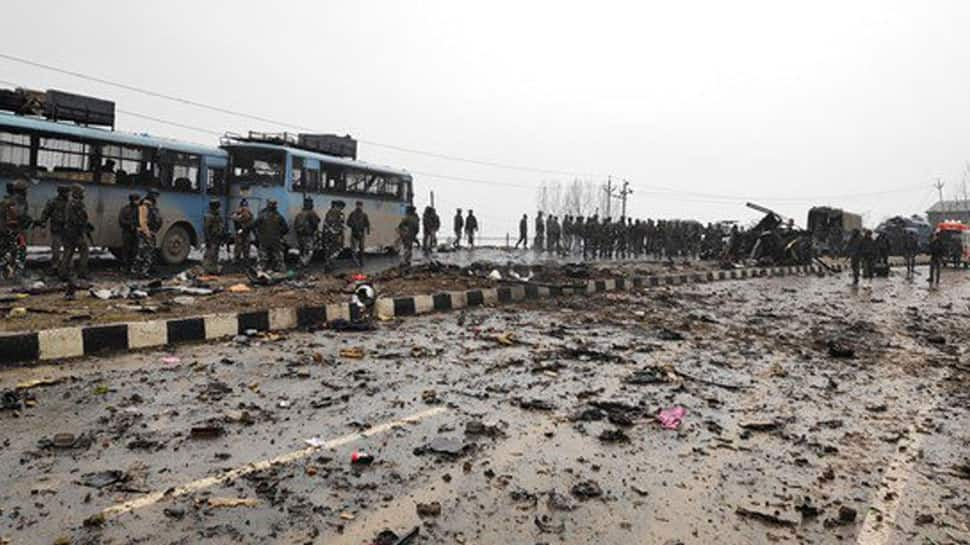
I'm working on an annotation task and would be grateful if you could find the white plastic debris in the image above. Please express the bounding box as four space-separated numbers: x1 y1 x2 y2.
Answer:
488 270 502 280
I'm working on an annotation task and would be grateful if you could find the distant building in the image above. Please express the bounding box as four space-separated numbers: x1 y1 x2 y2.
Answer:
927 199 970 226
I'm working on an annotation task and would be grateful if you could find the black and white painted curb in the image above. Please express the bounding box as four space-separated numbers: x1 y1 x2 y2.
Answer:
0 264 832 367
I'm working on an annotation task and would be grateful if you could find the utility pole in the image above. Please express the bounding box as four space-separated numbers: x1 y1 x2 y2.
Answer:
430 190 435 208
935 178 945 214
619 179 633 218
604 176 612 217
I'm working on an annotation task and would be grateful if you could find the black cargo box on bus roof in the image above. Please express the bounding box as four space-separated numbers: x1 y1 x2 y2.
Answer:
298 133 357 160
44 89 115 127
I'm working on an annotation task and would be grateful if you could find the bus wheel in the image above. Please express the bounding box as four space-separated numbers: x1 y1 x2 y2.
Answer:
161 225 192 265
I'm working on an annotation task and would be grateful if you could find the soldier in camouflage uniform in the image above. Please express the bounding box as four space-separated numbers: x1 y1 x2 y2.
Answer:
202 199 225 274
254 199 288 272
0 180 32 280
60 184 91 282
117 193 140 269
322 200 346 262
231 199 254 263
293 197 321 268
346 201 370 266
37 186 70 274
131 191 161 278
397 205 420 267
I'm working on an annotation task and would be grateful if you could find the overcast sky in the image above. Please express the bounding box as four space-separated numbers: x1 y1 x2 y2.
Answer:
3 0 970 235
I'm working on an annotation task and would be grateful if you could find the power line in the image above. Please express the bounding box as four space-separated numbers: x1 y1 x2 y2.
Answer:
0 61 936 207
0 52 602 178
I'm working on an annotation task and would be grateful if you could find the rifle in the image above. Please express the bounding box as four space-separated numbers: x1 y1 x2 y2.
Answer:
85 223 95 246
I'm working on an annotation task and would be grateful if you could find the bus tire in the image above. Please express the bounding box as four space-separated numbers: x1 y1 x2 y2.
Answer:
161 224 192 265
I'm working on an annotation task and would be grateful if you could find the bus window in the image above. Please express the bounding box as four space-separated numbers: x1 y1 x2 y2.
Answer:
324 163 346 192
36 136 97 183
0 131 31 176
291 157 304 191
100 144 150 185
306 168 322 193
346 169 370 193
228 147 284 186
385 175 400 198
207 167 226 195
158 151 200 192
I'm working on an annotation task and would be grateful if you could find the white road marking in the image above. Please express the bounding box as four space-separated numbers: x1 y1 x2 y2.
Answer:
101 406 447 519
854 405 932 545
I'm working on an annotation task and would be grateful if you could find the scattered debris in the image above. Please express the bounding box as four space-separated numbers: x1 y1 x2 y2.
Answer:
657 406 687 430
207 497 259 509
570 480 603 500
416 502 442 517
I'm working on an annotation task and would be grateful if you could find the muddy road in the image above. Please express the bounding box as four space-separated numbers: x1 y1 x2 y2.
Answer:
1 268 968 545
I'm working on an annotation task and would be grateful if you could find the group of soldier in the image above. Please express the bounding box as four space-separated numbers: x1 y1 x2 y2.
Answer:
515 212 731 260
200 197 427 274
0 180 161 284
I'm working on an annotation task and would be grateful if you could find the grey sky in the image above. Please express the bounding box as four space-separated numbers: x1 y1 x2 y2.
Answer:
3 0 969 235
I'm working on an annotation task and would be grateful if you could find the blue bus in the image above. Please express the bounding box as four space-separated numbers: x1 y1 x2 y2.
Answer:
0 112 227 264
222 132 413 252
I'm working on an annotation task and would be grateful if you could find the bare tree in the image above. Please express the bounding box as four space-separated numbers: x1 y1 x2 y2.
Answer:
537 178 601 217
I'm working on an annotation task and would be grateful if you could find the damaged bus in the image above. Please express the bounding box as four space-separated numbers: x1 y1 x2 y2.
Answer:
221 132 413 258
0 88 228 265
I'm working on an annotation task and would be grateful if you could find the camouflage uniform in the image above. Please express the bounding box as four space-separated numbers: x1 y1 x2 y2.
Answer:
322 201 345 261
203 200 225 274
398 207 420 266
117 194 140 268
38 186 70 273
255 201 288 272
60 185 90 281
231 200 254 263
346 203 370 265
1 181 32 280
293 199 321 268
131 193 161 278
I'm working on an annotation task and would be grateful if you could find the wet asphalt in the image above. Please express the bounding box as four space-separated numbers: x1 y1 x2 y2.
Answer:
1 266 968 545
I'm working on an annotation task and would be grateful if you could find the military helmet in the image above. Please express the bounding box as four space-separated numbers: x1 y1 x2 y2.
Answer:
128 193 140 202
12 179 28 192
239 198 249 207
56 185 70 194
266 199 278 208
209 199 220 209
334 200 346 209
406 205 416 213
303 197 313 210
70 183 85 196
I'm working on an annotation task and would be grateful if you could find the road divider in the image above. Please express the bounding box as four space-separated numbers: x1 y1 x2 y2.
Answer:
0 264 833 367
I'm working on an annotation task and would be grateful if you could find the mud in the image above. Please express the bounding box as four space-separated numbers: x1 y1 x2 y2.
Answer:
1 266 968 545
0 249 709 333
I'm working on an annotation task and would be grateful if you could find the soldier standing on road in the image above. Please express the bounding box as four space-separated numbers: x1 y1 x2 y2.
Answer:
322 200 346 259
846 229 862 285
422 205 440 254
37 186 70 275
514 214 528 249
453 208 464 249
131 190 161 277
254 199 288 272
231 199 254 264
202 199 225 274
548 215 561 255
294 197 321 268
534 211 545 252
60 184 90 282
902 229 918 278
347 200 370 266
3 180 31 280
117 193 140 269
464 210 478 248
398 205 420 266
860 229 876 280
928 231 945 286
